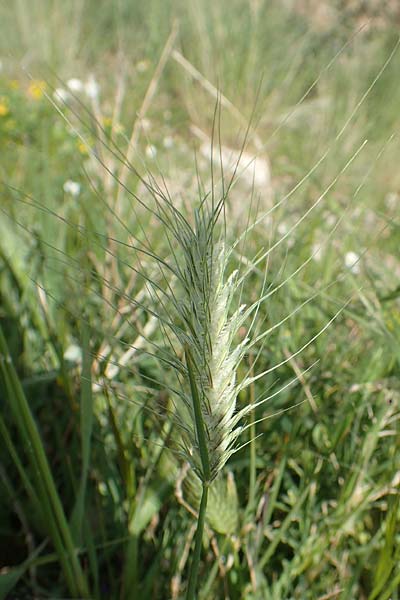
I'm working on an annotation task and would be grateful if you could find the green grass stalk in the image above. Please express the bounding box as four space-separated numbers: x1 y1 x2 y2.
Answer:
185 482 209 600
0 326 90 598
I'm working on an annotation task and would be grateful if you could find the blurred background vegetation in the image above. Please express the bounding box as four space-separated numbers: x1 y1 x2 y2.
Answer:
0 1 400 598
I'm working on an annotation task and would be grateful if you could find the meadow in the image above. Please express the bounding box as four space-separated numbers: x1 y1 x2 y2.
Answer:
0 1 400 598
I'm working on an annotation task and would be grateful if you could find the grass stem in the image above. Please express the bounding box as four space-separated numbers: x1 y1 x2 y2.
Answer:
0 326 90 598
185 481 209 600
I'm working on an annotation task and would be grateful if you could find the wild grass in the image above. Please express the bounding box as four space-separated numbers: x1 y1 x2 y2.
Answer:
1 2 400 599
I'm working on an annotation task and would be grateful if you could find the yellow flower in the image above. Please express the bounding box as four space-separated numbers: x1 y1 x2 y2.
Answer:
9 80 20 90
0 100 9 117
28 80 47 100
78 141 89 155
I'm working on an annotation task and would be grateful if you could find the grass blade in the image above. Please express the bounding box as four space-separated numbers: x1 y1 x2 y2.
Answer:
0 326 90 598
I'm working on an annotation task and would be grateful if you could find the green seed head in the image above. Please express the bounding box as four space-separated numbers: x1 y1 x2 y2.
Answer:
174 211 248 482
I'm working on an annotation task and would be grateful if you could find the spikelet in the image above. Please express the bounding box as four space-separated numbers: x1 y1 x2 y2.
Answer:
172 208 249 484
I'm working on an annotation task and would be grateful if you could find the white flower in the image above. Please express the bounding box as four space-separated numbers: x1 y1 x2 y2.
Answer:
53 87 70 103
277 222 289 236
344 251 360 274
325 212 337 227
67 78 84 92
145 144 157 158
63 180 81 197
85 75 100 99
64 344 82 364
163 135 174 149
140 118 151 131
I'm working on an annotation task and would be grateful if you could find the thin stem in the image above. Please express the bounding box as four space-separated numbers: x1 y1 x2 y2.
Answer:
247 353 256 513
186 482 209 600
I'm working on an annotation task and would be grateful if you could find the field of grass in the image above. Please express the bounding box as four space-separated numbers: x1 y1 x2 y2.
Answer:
1 1 400 599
